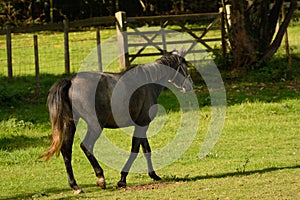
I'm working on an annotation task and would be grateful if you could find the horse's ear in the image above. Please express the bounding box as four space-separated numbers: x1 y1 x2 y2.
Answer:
170 46 178 55
179 46 187 57
170 46 187 57
172 45 177 52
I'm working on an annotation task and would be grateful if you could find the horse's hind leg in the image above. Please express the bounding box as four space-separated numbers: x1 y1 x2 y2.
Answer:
80 126 106 189
141 138 161 181
60 121 83 194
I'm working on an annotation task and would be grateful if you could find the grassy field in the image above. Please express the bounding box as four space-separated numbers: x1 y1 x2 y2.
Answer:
0 24 300 199
0 73 299 199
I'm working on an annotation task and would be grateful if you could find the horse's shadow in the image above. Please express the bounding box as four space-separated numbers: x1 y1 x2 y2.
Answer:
2 164 298 200
161 164 300 183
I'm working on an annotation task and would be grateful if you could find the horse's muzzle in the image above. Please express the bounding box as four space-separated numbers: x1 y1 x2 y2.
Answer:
181 75 193 93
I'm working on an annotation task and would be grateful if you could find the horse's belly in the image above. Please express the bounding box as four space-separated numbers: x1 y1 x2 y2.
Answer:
104 113 133 128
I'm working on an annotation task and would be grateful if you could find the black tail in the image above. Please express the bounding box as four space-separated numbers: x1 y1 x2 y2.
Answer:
39 78 73 161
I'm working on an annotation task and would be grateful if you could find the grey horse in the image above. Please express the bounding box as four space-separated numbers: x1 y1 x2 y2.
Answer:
39 50 193 194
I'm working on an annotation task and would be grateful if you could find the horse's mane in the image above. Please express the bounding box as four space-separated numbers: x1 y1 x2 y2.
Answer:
136 54 182 82
113 53 183 83
155 53 182 68
122 53 182 72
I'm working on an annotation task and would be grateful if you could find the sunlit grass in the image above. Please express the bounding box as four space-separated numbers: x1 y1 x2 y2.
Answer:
0 99 299 199
0 74 299 199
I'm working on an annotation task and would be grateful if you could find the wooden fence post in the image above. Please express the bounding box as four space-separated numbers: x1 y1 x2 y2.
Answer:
225 4 231 27
6 26 12 79
161 21 168 55
96 28 103 72
34 35 40 98
115 11 129 69
63 19 70 74
220 7 227 58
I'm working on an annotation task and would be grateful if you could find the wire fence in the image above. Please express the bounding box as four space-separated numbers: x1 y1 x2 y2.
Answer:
0 14 299 78
0 29 105 76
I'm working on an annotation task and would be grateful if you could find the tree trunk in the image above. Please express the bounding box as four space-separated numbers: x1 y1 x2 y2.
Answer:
227 0 297 71
230 0 258 70
262 0 297 61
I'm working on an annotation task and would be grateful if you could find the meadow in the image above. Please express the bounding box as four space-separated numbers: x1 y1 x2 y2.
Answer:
0 23 299 199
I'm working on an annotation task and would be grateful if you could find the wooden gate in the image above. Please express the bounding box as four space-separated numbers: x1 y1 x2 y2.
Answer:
115 10 227 69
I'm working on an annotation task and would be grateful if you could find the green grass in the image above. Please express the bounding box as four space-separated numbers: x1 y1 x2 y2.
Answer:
0 74 299 199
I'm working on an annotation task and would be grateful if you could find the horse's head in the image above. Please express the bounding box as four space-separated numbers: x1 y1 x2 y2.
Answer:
166 50 194 93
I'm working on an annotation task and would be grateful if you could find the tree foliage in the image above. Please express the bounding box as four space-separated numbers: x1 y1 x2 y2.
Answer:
0 0 219 27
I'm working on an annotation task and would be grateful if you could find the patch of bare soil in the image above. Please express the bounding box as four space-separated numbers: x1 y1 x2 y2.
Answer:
121 182 174 191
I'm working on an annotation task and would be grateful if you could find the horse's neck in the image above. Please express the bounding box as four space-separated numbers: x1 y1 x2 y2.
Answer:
139 62 172 83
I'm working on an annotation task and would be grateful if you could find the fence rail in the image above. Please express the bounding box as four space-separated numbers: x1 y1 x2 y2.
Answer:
127 12 220 24
0 16 116 35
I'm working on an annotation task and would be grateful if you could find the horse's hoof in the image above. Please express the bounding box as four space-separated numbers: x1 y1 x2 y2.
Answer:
117 180 127 188
74 188 84 194
149 171 162 181
97 177 106 189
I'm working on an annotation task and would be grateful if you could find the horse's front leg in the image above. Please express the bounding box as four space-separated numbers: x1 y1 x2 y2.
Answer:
141 138 162 181
118 126 161 187
117 136 141 187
